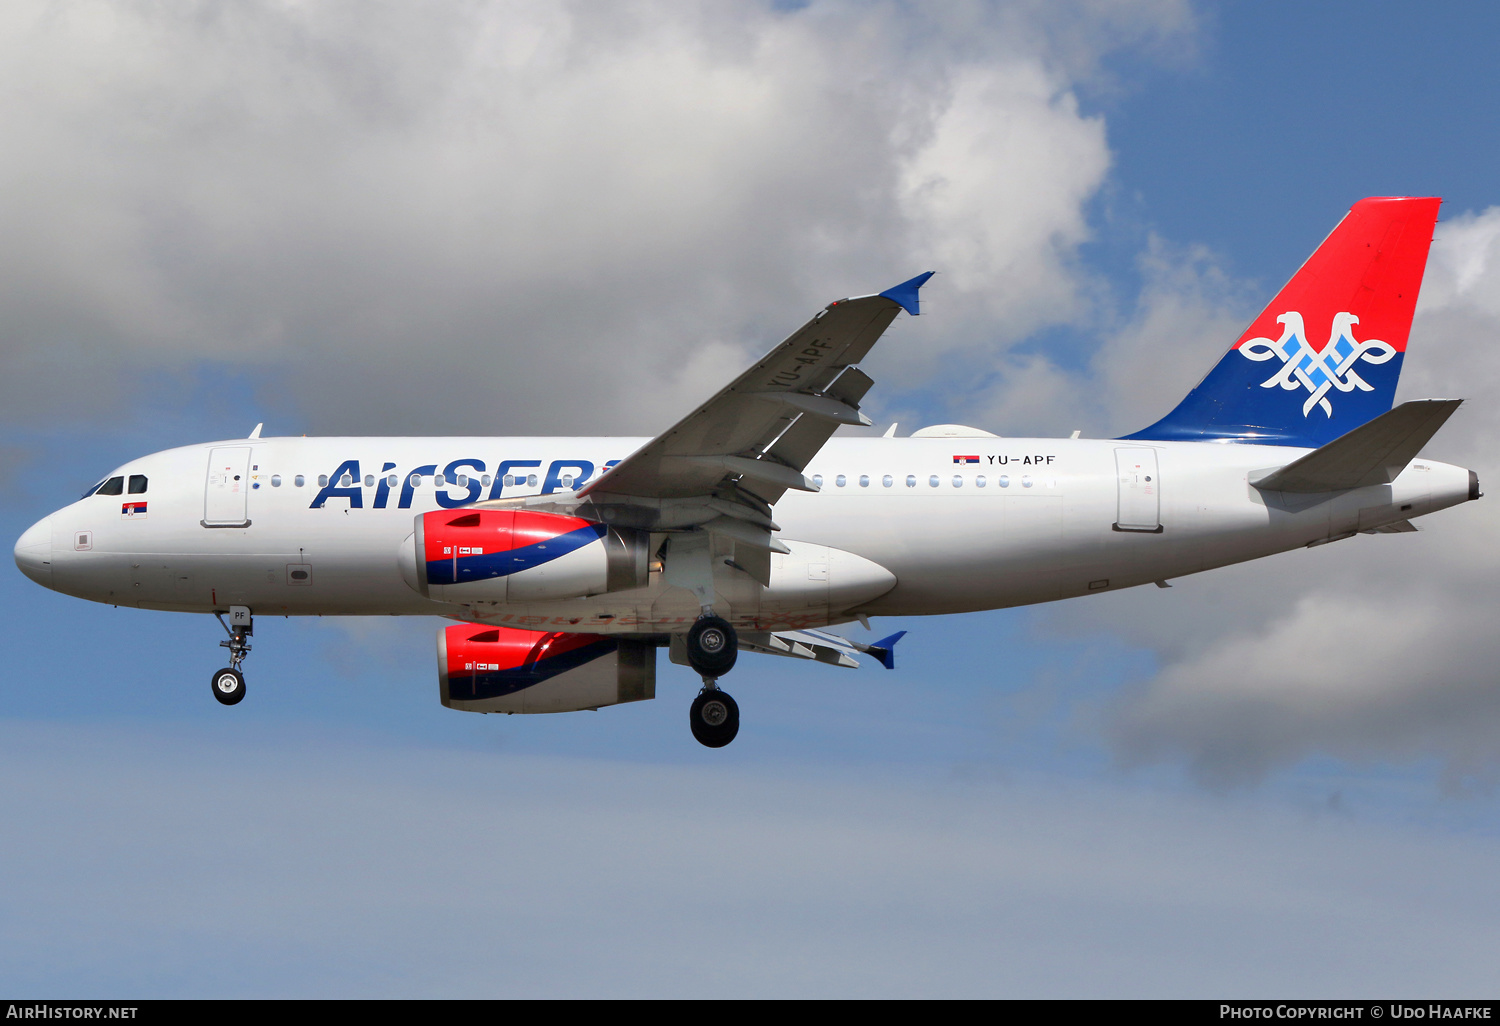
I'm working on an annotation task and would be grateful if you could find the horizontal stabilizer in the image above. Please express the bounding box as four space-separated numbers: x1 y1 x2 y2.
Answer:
1251 399 1462 494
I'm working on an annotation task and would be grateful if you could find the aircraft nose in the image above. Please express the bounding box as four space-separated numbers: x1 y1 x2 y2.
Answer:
14 515 54 587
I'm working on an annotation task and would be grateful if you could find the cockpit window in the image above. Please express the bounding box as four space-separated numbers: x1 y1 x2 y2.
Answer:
97 476 124 496
128 475 148 494
81 479 105 499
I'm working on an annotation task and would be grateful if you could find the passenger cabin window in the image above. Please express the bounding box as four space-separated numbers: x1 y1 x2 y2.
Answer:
527 474 538 487
882 475 893 488
409 474 422 487
340 473 353 487
434 474 446 487
929 475 939 488
318 475 329 487
976 475 987 487
906 475 916 488
128 475 147 494
387 475 398 487
812 474 823 487
294 475 305 487
859 475 869 488
364 475 375 488
271 475 282 487
98 476 124 496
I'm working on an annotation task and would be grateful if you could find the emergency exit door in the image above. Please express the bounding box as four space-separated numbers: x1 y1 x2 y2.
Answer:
1114 447 1162 533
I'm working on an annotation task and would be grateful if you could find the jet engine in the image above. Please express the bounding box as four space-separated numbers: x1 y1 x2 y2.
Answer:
400 509 648 603
438 622 655 714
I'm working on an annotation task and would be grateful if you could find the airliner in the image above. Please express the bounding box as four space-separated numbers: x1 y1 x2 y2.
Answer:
12 197 1478 746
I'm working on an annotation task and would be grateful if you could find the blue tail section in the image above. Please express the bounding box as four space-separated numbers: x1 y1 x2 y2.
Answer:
1123 197 1440 447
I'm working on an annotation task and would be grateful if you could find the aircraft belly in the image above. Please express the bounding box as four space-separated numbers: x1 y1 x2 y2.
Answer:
448 539 898 634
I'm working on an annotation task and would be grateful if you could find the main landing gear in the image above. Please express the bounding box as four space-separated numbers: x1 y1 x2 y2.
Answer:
686 615 737 678
685 614 740 748
211 606 252 706
690 687 739 748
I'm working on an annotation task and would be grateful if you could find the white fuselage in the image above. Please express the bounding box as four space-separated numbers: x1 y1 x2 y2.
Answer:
16 434 1474 632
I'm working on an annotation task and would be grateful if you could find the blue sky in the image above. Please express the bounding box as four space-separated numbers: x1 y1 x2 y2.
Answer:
4 0 1500 997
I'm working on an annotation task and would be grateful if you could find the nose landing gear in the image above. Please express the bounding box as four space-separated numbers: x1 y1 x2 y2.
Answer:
211 606 252 707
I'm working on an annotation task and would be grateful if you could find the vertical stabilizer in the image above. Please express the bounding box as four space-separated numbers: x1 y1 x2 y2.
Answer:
1124 197 1441 447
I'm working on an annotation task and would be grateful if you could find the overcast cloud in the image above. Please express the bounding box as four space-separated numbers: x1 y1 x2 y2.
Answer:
3 720 1496 997
1030 208 1500 789
0 0 1192 436
8 1 1500 994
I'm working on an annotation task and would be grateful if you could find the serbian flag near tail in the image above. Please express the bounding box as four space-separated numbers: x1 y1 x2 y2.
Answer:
1124 197 1442 448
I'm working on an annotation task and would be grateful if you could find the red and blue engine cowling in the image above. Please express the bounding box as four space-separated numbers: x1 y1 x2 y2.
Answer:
404 508 649 603
439 622 656 714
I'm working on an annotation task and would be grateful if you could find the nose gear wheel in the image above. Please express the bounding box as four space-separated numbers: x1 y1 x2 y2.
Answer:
211 667 246 705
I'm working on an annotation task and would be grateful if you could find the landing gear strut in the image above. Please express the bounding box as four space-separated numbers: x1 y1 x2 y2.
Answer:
211 606 252 706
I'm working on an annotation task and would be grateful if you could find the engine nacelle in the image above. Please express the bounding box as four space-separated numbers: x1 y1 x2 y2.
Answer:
438 623 656 714
401 508 648 603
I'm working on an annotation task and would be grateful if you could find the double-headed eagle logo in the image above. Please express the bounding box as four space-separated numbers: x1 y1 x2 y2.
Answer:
1238 312 1397 418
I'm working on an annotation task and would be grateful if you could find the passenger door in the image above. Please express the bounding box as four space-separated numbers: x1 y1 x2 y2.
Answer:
1114 447 1162 533
204 446 253 527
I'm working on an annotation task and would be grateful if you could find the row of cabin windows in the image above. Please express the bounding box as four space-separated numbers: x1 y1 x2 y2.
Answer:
93 471 558 495
812 473 1036 489
262 473 546 489
89 469 1025 499
90 475 147 497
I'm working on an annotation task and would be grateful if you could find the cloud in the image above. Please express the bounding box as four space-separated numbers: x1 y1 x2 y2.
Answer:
2 719 1497 996
1041 205 1500 789
0 0 1193 437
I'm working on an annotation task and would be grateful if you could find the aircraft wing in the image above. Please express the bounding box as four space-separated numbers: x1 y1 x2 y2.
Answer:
738 628 908 669
582 272 933 509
